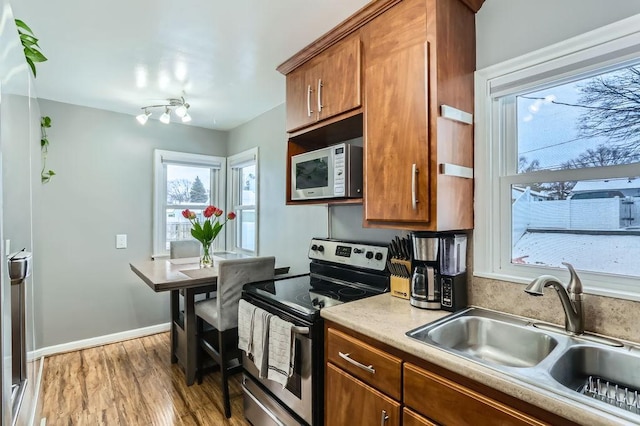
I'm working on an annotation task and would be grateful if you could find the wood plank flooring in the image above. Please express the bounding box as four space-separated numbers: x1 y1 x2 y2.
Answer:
40 332 250 426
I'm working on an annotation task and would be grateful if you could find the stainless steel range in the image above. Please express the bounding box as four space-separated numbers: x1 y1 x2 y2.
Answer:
241 238 389 426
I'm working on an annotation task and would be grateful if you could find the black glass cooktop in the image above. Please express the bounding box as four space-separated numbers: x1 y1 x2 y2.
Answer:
243 273 385 319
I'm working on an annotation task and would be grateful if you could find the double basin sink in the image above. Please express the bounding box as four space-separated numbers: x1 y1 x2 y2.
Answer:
407 307 640 422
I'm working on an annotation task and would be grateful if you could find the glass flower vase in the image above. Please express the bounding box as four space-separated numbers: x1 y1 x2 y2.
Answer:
200 242 213 268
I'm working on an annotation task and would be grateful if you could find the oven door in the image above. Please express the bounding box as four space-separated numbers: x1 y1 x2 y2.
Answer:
242 327 312 425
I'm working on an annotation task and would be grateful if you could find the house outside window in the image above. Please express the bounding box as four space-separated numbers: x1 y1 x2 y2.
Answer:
227 148 258 255
475 16 640 299
153 150 226 257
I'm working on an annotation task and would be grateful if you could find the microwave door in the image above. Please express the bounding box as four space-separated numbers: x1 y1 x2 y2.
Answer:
292 150 334 200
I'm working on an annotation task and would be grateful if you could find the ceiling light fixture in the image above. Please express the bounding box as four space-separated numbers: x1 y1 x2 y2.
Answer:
136 96 191 125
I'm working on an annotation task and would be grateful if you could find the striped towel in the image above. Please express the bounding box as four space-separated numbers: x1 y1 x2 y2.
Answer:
267 316 295 388
252 308 273 379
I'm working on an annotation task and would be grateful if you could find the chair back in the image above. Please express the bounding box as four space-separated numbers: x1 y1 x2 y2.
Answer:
170 240 200 259
216 256 276 331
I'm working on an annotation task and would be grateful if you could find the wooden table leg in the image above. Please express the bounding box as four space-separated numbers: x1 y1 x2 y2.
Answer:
184 287 197 386
170 289 179 364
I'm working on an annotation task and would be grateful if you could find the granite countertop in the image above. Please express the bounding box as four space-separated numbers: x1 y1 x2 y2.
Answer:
321 293 635 426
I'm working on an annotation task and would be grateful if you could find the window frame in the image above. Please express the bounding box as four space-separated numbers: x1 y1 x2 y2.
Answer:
153 150 226 258
474 14 640 301
226 148 259 255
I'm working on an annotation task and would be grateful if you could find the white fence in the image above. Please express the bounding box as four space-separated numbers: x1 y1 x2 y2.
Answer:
512 189 640 244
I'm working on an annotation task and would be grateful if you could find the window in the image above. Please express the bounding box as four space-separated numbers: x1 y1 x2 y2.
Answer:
153 150 226 257
227 148 258 255
475 16 640 299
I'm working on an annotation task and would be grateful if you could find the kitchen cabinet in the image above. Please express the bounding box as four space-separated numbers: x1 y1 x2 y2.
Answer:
284 34 362 133
325 327 402 426
362 0 475 230
325 321 576 426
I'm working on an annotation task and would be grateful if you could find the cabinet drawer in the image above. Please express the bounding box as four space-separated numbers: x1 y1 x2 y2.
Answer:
326 363 400 426
327 328 402 400
403 407 438 426
404 363 548 426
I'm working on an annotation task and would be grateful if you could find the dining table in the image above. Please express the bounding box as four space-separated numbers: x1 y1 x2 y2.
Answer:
129 252 290 385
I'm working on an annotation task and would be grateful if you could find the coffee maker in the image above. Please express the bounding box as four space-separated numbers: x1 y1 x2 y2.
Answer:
410 232 468 311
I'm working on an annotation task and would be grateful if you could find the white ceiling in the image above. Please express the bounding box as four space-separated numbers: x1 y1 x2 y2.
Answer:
12 0 370 130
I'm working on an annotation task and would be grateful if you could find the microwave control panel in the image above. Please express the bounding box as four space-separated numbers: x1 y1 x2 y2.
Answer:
333 146 345 196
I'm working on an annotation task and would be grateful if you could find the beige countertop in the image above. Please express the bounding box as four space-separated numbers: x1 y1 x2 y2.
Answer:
321 293 636 426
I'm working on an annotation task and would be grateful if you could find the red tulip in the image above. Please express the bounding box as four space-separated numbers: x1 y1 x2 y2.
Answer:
227 212 236 220
181 209 191 219
203 205 216 218
214 208 223 217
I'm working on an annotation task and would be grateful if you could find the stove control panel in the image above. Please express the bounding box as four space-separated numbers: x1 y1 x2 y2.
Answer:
309 239 388 271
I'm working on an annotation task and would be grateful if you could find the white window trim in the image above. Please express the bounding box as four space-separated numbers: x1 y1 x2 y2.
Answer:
474 13 640 301
153 149 226 258
226 147 259 255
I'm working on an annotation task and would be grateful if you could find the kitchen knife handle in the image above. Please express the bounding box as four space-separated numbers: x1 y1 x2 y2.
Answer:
317 79 323 112
307 84 314 117
338 352 375 374
411 163 419 210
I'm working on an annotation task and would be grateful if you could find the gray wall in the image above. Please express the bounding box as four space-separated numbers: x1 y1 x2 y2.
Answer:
476 0 640 69
34 100 227 348
226 104 328 273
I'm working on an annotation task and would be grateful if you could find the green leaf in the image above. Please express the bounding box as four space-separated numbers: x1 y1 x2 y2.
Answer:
14 19 34 35
19 34 39 47
48 170 55 176
203 220 213 241
26 57 36 77
24 46 47 63
41 116 51 127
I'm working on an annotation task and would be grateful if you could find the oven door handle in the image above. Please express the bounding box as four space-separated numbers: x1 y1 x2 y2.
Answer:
338 351 376 374
292 326 309 335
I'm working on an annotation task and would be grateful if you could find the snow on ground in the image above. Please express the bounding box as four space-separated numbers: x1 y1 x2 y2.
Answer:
512 232 640 276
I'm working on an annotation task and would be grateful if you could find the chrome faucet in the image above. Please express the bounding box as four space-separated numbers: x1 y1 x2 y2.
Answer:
524 262 584 335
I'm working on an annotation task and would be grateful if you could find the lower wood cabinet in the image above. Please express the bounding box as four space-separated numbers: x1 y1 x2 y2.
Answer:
326 363 401 426
325 323 576 426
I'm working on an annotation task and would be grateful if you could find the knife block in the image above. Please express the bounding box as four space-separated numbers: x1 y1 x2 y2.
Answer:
390 259 411 300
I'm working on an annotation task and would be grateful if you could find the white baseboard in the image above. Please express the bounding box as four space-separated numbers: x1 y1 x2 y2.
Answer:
29 323 171 359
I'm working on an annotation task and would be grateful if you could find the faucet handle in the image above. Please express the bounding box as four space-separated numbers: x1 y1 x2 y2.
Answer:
561 262 583 299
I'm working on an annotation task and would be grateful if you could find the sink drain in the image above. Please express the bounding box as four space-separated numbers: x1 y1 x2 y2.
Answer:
580 375 640 414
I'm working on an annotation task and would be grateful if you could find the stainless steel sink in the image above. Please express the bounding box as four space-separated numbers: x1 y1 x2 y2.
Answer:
410 312 557 368
407 307 640 423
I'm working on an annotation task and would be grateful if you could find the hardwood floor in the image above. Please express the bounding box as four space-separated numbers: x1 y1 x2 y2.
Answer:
39 332 250 426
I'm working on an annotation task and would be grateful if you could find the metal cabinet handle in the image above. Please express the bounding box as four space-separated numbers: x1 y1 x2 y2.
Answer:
317 79 323 112
411 163 419 210
380 410 389 425
307 84 314 117
338 351 375 374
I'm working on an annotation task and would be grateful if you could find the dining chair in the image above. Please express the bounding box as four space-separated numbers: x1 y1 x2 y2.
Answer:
169 240 200 259
194 256 276 418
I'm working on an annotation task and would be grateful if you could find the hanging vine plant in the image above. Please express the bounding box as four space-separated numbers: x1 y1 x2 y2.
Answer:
15 19 47 77
41 116 55 183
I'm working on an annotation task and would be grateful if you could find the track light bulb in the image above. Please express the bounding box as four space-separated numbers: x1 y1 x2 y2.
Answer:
136 110 151 125
181 112 192 123
159 108 171 124
174 103 188 118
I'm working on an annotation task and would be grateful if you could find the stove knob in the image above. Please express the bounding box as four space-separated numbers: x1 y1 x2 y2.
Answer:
375 252 383 261
318 300 325 308
311 298 319 306
317 245 325 253
311 244 318 251
366 251 374 259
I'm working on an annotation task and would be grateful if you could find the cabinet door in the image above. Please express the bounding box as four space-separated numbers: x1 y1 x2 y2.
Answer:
317 34 362 122
363 0 430 224
404 363 548 426
403 408 438 426
326 363 400 426
285 62 318 132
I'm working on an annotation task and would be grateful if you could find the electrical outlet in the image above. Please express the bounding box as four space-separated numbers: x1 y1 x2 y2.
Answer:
116 234 127 249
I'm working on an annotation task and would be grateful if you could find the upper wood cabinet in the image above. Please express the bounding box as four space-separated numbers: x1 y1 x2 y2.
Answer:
285 34 362 133
362 0 475 230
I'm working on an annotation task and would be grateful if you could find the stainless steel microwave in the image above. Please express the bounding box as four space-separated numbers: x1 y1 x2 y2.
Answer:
291 143 363 201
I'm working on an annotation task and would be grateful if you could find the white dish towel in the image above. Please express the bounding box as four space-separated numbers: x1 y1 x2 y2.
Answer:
267 316 295 388
252 307 273 379
237 299 256 354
